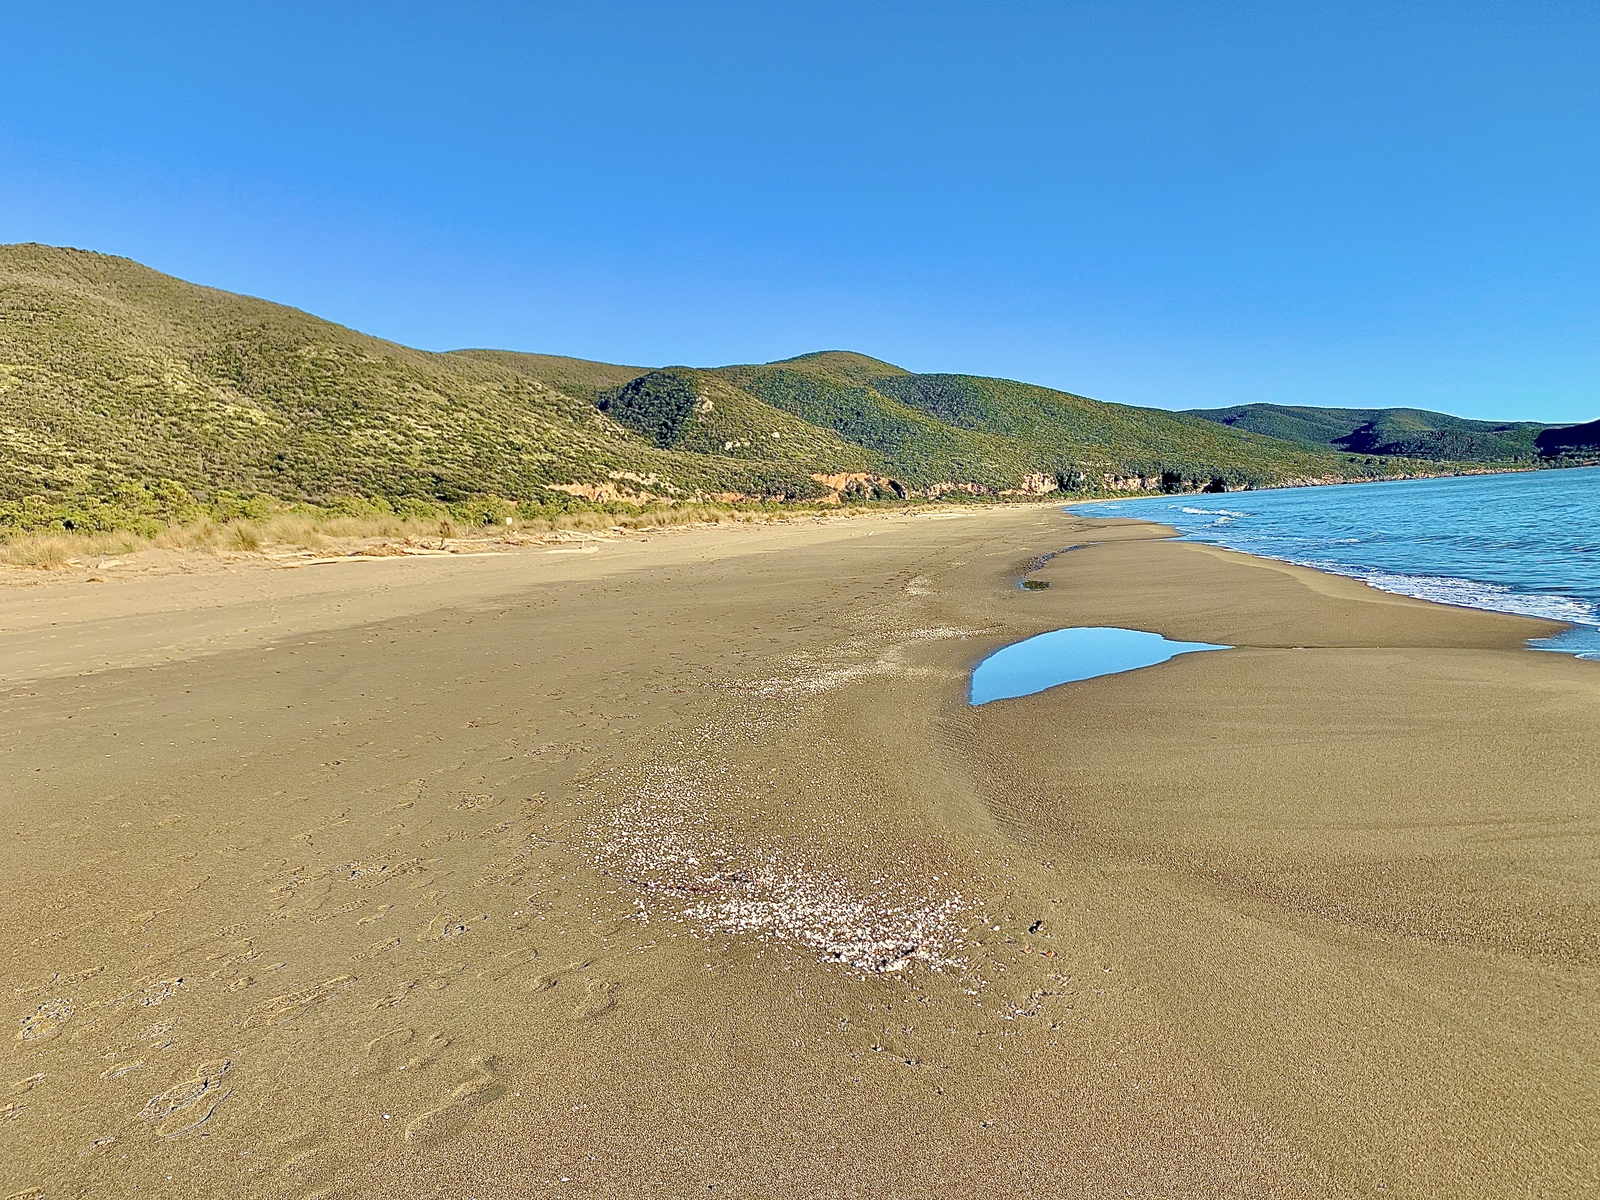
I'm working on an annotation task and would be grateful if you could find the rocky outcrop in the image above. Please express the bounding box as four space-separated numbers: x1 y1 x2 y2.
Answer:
1000 473 1060 497
810 473 907 503
547 481 663 504
549 479 770 505
697 491 768 504
1102 474 1162 492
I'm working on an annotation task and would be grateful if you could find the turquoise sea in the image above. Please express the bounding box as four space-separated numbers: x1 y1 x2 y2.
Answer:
1069 465 1600 660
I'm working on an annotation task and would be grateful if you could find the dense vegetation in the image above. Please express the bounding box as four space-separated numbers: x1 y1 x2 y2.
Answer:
2 243 1583 538
599 369 702 447
1183 402 1573 463
718 356 1402 492
0 244 847 517
1535 418 1600 457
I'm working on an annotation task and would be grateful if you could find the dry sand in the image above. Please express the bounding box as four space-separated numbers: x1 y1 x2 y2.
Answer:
2 504 1595 1198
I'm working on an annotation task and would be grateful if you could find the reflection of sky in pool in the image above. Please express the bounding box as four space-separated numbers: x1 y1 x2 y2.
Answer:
969 627 1230 704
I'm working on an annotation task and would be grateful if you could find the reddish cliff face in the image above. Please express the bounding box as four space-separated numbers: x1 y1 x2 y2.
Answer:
1001 473 1061 497
812 472 1064 502
809 473 908 502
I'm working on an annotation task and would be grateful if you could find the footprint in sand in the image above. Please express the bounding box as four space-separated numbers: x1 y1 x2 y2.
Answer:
140 1059 233 1138
474 946 540 982
16 998 73 1043
136 977 186 1008
269 1130 337 1197
399 1034 453 1074
240 975 355 1029
575 979 620 1019
369 979 416 1011
13 964 103 1000
423 966 465 992
207 940 258 979
402 1057 500 1142
126 908 166 933
364 1027 414 1056
353 937 402 962
417 912 487 942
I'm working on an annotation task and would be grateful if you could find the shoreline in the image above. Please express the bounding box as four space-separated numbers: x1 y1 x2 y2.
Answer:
1061 469 1600 657
1060 510 1590 648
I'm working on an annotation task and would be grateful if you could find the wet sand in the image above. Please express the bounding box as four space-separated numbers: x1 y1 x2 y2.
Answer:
3 504 1596 1198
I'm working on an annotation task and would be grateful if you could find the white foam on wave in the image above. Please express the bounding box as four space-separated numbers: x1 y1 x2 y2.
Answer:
1295 560 1600 627
1077 484 1600 660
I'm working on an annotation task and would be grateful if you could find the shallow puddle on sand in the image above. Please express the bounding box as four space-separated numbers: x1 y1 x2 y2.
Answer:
969 626 1229 703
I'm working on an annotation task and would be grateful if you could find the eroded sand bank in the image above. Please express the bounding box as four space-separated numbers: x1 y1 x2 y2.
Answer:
3 505 1596 1198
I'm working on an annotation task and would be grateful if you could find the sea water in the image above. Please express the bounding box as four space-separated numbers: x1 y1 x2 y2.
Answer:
969 627 1229 704
1069 465 1600 660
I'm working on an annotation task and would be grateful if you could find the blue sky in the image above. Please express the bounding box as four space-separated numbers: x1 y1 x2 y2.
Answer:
3 2 1596 422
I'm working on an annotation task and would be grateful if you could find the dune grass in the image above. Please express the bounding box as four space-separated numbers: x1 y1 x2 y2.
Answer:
0 498 900 569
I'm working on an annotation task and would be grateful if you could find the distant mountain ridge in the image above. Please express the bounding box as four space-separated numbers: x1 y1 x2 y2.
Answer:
0 243 1591 532
1184 402 1592 463
1535 417 1600 458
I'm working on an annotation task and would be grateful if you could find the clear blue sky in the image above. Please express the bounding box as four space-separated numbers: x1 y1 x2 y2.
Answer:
3 2 1596 422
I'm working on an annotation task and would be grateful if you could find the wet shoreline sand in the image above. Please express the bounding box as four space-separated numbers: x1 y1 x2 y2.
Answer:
3 504 1595 1197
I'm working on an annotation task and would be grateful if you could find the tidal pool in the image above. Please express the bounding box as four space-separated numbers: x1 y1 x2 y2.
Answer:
969 627 1230 704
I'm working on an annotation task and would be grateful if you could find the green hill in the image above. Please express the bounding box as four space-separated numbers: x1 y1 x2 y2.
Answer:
0 243 1519 533
714 361 1379 492
1183 402 1562 462
1535 418 1600 458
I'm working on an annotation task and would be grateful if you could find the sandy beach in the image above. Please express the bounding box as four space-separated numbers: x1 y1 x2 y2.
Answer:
3 503 1596 1199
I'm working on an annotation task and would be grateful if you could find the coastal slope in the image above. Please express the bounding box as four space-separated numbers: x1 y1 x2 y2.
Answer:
1537 416 1600 457
1183 401 1583 463
1 243 1442 522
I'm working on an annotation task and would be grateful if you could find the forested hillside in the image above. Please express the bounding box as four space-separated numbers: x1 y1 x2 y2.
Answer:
1184 402 1576 463
1 243 1553 535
